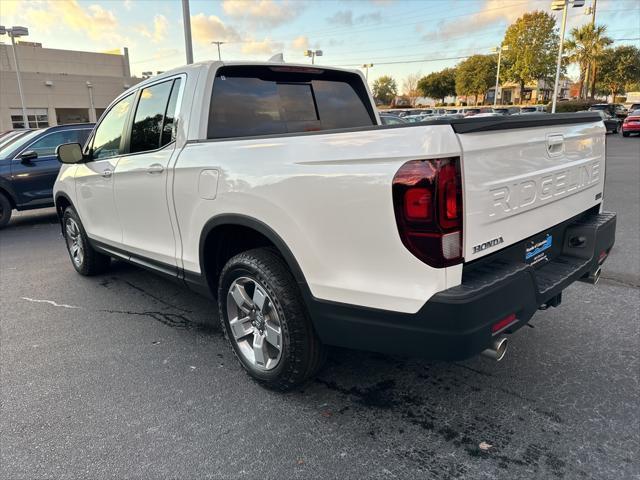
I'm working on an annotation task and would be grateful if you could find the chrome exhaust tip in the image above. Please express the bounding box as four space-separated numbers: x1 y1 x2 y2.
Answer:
481 337 508 362
581 267 602 285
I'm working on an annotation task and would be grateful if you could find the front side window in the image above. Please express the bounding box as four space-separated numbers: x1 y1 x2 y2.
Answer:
130 79 180 154
23 129 91 157
91 94 134 160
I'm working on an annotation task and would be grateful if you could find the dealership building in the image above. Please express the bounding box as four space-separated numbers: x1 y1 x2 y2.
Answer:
0 42 140 131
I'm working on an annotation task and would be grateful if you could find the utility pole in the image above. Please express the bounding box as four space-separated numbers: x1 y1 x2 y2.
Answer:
181 0 193 64
362 64 373 81
212 41 225 61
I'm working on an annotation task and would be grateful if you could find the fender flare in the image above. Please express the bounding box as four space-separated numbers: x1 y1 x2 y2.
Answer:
198 214 308 287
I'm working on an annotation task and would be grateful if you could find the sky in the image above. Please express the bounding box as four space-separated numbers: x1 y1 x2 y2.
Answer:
1 0 639 88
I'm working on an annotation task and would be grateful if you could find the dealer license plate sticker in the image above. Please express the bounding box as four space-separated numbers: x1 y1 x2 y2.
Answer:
525 234 552 265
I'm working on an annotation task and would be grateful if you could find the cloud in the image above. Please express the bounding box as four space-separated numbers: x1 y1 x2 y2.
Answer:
241 38 284 55
421 0 539 42
5 0 127 45
326 9 382 27
221 0 304 28
137 15 168 44
191 13 241 45
327 10 353 26
291 35 310 51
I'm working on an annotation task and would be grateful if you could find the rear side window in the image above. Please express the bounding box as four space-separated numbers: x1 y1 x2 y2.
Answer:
130 78 181 154
207 67 374 139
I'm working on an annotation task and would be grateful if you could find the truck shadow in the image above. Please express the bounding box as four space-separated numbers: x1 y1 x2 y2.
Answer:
100 261 590 478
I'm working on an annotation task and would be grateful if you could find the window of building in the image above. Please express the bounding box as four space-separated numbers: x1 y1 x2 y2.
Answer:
10 108 49 129
91 94 134 160
207 67 374 139
130 78 181 154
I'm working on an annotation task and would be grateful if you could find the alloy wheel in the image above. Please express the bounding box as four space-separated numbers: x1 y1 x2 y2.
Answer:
226 276 283 371
65 218 84 268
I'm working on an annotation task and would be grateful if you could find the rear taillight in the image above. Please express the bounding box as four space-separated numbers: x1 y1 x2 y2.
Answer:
392 157 463 268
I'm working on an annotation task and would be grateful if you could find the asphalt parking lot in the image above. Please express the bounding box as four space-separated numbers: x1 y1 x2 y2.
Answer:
1 135 638 480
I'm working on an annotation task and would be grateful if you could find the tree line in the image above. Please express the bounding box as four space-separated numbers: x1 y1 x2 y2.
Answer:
372 11 640 106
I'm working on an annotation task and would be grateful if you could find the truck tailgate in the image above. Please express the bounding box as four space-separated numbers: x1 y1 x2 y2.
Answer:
455 113 605 261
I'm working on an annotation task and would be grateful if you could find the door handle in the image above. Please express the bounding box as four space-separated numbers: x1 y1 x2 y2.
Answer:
102 169 113 178
147 164 164 174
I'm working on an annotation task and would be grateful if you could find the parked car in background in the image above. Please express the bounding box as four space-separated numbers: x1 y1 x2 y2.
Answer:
0 123 93 228
594 111 621 134
493 107 521 115
627 103 640 113
379 113 407 125
0 130 33 150
622 110 640 137
589 104 627 119
519 106 547 114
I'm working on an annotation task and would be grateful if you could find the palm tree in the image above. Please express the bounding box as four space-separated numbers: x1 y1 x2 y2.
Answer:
565 24 612 99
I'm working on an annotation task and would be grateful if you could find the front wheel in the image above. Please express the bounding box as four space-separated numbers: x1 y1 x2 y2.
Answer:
622 131 630 137
0 192 12 229
218 248 325 390
62 207 111 275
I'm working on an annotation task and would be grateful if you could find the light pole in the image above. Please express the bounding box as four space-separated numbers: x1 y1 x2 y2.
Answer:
362 63 373 81
86 82 96 123
550 0 585 113
303 49 323 65
212 41 225 61
491 45 508 107
1 25 30 128
181 0 193 64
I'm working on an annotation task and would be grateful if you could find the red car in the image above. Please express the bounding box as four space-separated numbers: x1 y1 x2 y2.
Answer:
622 110 640 137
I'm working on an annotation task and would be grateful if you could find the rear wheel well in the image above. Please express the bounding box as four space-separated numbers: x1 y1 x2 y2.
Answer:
202 224 278 295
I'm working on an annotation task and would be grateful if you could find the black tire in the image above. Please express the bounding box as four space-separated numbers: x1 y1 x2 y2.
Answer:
62 207 111 276
218 248 326 390
622 131 630 137
0 192 12 229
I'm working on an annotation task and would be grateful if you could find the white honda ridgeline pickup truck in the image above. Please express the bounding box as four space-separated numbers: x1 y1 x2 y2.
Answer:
54 61 616 389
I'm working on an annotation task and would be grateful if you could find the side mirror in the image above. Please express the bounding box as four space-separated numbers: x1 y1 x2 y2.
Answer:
19 150 38 162
56 143 84 164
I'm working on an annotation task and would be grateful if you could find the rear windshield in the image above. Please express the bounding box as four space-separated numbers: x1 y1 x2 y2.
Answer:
207 66 375 139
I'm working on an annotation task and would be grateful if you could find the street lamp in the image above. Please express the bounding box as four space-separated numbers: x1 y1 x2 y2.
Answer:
550 0 585 113
361 63 374 81
491 45 509 107
0 25 30 128
303 49 323 65
86 81 96 123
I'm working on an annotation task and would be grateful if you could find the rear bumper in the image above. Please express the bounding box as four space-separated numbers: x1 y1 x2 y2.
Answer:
622 123 640 132
308 209 616 361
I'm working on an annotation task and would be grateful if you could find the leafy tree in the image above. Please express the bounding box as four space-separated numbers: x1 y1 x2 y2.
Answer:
596 46 640 100
501 11 558 102
565 23 612 99
417 68 456 104
402 72 422 107
372 75 398 105
455 55 496 105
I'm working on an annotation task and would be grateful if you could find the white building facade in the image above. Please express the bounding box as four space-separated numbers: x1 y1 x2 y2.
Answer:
0 42 140 131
